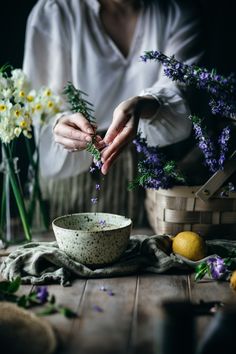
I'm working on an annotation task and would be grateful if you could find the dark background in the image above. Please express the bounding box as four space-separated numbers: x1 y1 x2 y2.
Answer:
0 0 236 185
1 0 235 72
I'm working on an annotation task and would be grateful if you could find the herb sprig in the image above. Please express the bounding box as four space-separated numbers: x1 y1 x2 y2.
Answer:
63 82 101 164
0 277 77 318
128 134 186 190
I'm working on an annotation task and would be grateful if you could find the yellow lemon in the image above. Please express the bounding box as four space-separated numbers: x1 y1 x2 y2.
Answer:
172 231 206 261
230 271 236 291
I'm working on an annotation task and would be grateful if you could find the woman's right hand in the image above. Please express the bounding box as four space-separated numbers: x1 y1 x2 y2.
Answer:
53 113 102 151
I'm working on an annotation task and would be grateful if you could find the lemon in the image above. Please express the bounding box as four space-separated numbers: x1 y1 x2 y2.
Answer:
230 271 236 291
172 231 206 261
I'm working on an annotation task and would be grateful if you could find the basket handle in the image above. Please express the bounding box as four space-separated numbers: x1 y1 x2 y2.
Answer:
195 151 236 202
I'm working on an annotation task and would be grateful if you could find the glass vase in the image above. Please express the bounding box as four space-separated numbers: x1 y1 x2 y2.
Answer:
0 144 31 245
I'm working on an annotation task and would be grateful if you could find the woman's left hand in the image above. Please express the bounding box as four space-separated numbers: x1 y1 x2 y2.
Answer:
100 95 159 175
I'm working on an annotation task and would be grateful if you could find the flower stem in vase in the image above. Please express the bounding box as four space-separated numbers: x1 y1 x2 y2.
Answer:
2 143 31 242
24 138 49 230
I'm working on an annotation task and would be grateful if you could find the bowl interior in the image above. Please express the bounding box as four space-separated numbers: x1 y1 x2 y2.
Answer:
52 212 132 232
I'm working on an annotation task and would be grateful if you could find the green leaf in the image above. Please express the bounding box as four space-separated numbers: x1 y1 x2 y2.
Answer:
7 277 21 294
195 262 208 281
58 306 77 318
37 305 57 316
17 295 28 308
0 277 21 294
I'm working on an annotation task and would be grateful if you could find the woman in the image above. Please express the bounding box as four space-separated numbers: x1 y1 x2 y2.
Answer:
23 0 202 224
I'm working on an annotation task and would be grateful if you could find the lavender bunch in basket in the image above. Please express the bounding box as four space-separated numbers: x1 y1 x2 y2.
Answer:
141 51 236 119
128 50 236 191
128 134 185 190
191 115 231 174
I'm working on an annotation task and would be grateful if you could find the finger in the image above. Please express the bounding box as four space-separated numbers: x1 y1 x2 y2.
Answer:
54 135 87 150
103 108 130 144
54 123 93 142
101 126 133 162
101 146 125 175
68 113 95 134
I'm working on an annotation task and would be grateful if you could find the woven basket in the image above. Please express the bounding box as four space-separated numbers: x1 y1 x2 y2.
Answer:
145 186 236 239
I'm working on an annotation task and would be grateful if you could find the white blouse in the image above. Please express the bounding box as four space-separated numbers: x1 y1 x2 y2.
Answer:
23 0 201 179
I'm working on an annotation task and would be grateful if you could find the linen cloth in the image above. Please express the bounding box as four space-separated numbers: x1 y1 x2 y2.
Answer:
23 0 201 179
1 235 235 286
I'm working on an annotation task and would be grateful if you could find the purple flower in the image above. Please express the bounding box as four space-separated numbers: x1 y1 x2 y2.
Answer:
91 197 98 204
94 160 102 169
206 256 228 280
99 286 107 291
96 184 101 190
107 290 115 296
218 126 231 169
99 219 106 228
140 50 236 118
89 166 96 173
92 304 103 312
36 286 49 304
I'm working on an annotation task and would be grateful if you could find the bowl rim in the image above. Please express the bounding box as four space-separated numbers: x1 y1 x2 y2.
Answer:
52 212 132 233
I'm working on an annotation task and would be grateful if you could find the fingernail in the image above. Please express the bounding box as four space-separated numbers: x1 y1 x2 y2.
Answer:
87 128 93 134
85 136 92 142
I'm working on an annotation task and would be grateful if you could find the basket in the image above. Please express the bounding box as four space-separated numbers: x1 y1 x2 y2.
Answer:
145 186 236 238
145 156 236 239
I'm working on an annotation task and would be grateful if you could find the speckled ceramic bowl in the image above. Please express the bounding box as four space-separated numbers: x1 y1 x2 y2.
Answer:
52 212 132 266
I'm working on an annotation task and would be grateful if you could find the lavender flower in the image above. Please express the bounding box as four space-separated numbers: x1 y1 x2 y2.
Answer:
107 290 115 296
218 126 231 169
36 286 49 304
89 166 96 173
140 50 236 118
99 286 107 291
191 115 231 174
92 304 103 312
129 133 186 191
220 182 235 197
207 256 228 280
91 197 98 204
98 219 106 228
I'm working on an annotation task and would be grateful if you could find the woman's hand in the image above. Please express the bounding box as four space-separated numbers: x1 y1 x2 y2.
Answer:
53 113 103 151
101 95 160 174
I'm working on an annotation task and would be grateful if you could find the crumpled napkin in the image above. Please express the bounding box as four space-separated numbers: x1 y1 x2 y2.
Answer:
1 235 236 286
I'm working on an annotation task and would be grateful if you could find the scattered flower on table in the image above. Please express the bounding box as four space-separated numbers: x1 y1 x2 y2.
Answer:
92 304 104 313
36 286 49 304
99 285 115 296
0 278 77 318
195 255 232 281
207 256 229 280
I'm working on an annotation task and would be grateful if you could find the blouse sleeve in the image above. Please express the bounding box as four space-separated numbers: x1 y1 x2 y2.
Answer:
138 1 203 147
23 0 92 179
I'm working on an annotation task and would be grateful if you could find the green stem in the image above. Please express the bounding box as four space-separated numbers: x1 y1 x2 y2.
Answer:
0 173 6 237
3 144 31 241
25 139 49 229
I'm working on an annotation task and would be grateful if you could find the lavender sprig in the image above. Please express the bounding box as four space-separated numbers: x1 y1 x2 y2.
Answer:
0 278 77 318
191 115 231 173
128 134 186 191
63 82 102 165
141 51 236 118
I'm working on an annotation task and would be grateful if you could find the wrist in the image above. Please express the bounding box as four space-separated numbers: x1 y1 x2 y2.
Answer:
137 95 160 119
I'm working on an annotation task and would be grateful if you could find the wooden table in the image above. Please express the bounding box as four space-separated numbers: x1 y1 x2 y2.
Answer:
1 228 236 354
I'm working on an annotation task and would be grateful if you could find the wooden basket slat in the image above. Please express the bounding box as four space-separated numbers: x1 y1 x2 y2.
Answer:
145 187 236 239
